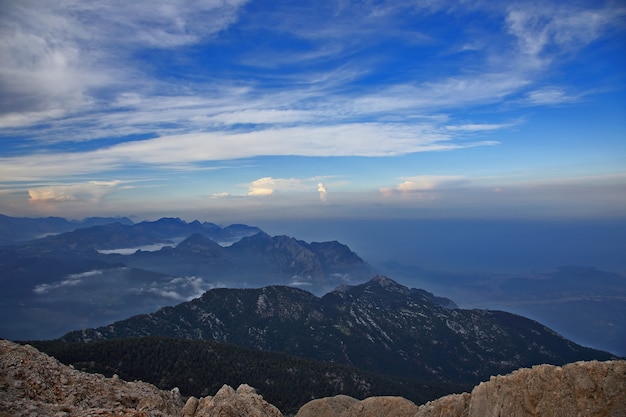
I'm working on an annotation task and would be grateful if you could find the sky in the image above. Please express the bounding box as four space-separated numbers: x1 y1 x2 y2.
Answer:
1 0 625 224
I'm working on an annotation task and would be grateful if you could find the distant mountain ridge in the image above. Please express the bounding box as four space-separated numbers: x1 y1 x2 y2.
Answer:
61 276 615 384
0 213 134 245
8 217 262 253
0 215 372 340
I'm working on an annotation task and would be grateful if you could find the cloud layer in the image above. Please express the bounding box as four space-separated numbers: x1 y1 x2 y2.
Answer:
1 0 624 219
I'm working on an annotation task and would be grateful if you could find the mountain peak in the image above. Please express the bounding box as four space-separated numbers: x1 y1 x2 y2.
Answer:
175 233 224 255
178 232 218 246
152 217 185 224
367 275 408 292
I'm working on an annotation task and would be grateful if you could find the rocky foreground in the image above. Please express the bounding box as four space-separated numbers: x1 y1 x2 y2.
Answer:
1 339 625 417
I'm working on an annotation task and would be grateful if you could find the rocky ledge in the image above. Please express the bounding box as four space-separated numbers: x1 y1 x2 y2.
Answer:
1 339 624 417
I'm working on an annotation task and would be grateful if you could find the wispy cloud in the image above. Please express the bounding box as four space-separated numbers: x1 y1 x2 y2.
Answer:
0 123 502 180
505 2 624 70
522 88 581 105
132 276 224 301
0 0 248 126
2 1 620 143
445 123 517 132
33 269 104 294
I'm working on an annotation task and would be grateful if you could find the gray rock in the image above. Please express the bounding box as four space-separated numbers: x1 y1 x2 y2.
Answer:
295 394 359 417
339 396 419 417
194 383 283 417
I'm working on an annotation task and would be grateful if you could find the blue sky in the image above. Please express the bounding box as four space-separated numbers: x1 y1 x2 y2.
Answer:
1 0 625 223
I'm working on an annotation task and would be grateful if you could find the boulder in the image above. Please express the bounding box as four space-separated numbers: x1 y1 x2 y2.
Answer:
295 394 359 417
194 384 283 417
340 396 418 417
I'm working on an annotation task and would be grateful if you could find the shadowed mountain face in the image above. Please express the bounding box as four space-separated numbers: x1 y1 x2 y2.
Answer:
0 217 372 340
116 232 372 290
61 276 615 384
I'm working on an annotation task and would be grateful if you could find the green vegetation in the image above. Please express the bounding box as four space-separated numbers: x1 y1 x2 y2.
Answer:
28 337 463 415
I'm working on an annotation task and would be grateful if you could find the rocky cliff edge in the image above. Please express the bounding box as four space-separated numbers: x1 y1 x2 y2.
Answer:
0 339 280 417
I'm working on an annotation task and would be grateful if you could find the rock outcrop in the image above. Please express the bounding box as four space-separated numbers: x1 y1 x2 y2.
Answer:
0 340 282 417
296 395 419 417
414 360 626 417
194 384 283 417
0 339 183 417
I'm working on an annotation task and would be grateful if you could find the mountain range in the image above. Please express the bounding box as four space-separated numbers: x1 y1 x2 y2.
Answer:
61 276 615 385
0 216 372 340
2 214 624 357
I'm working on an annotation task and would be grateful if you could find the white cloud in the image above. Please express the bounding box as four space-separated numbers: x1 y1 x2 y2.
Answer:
318 182 328 202
0 123 502 181
4 1 617 144
207 109 313 125
248 177 277 196
28 180 122 205
247 177 318 196
210 192 245 199
33 269 104 294
398 175 470 191
505 3 624 70
445 123 514 132
133 276 223 301
0 0 248 123
523 88 580 105
97 243 176 255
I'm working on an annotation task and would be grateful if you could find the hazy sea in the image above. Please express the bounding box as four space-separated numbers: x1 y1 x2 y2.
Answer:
258 218 626 275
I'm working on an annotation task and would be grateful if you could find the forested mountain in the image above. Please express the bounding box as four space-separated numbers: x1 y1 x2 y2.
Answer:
29 337 461 415
61 276 615 384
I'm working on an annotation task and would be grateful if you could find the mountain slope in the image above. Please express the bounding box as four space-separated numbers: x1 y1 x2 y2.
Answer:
61 276 615 384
